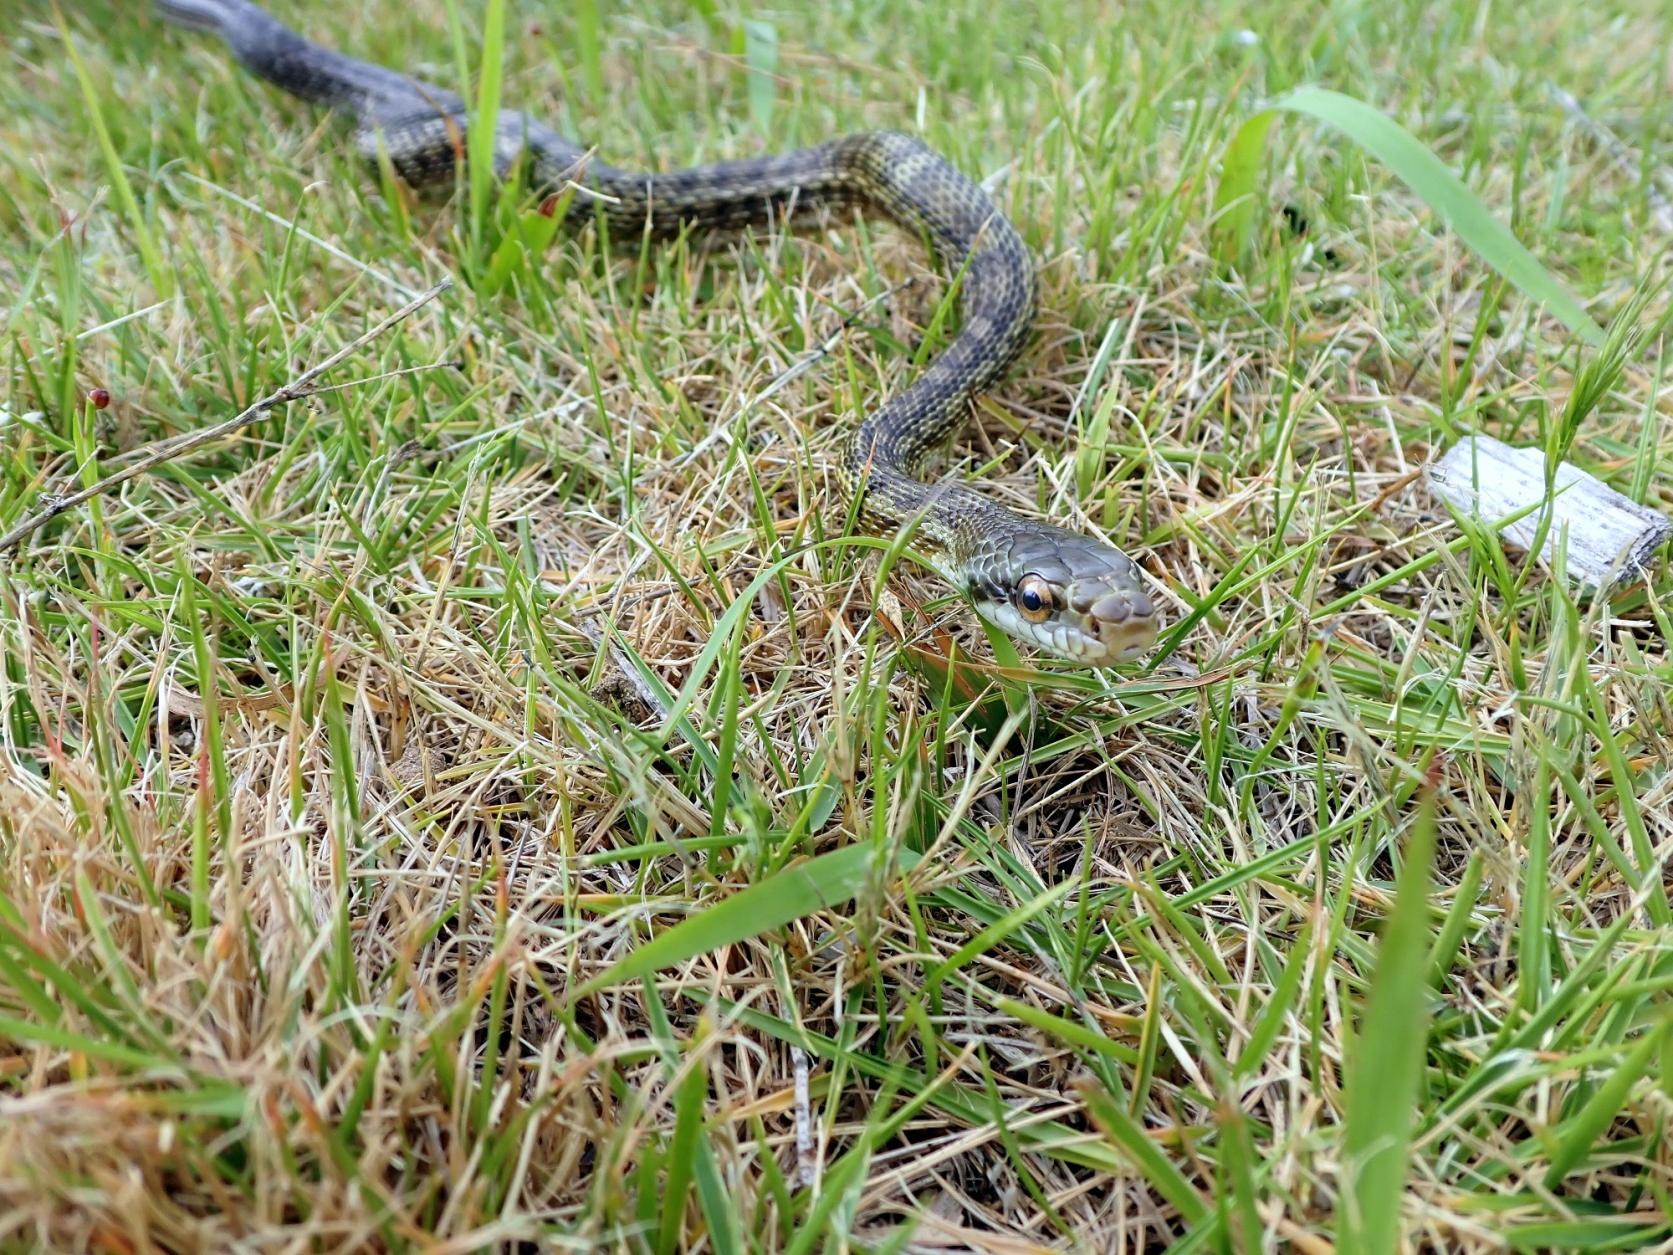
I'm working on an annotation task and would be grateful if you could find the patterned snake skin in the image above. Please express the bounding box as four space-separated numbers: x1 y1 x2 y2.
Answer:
154 0 1159 664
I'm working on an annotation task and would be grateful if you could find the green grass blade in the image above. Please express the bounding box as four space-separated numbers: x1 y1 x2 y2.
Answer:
742 20 779 135
1543 1017 1672 1188
1338 785 1440 1255
466 0 507 254
1518 756 1553 1012
658 1052 706 1255
1212 86 1605 346
1210 110 1279 267
569 845 913 1002
691 1147 743 1255
1428 850 1483 987
1578 669 1672 926
0 1012 180 1073
1234 917 1315 1078
995 997 1139 1064
923 878 1076 997
574 0 604 103
785 1127 875 1255
55 6 171 299
1503 1218 1671 1252
479 190 573 298
1079 1078 1209 1225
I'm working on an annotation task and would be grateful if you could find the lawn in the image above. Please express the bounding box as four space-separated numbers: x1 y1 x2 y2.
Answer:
2 0 1671 1249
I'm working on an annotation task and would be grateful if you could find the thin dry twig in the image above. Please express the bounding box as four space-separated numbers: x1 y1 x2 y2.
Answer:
302 359 464 396
0 278 453 553
668 277 915 471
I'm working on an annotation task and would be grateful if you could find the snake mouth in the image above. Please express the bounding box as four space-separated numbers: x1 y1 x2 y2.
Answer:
1089 614 1161 664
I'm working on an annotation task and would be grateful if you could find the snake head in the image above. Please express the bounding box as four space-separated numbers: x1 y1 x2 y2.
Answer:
965 523 1160 666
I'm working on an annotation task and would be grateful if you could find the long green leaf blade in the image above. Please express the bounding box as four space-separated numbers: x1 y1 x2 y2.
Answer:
467 0 507 252
570 845 911 1001
1079 1079 1209 1226
1543 1017 1672 1187
1213 86 1605 346
1338 787 1440 1255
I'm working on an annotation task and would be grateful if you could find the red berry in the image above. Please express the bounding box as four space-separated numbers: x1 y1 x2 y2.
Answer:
88 388 111 410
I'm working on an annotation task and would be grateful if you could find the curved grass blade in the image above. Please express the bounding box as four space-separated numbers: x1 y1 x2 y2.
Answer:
1078 1078 1210 1227
1213 85 1605 347
465 0 507 253
1542 1016 1672 1188
569 844 915 1002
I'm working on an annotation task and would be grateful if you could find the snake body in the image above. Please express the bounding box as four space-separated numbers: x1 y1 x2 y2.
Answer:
155 0 1159 664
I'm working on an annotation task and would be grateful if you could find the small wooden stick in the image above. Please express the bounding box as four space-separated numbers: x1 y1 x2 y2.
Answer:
1426 432 1673 591
0 278 452 553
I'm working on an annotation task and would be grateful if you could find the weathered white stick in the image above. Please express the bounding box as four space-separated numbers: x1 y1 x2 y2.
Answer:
1426 433 1672 591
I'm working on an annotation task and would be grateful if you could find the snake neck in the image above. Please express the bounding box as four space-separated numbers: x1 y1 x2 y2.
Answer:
842 448 1019 574
839 214 1037 568
546 129 1043 583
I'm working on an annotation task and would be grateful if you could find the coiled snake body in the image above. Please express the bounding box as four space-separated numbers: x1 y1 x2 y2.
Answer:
156 0 1159 664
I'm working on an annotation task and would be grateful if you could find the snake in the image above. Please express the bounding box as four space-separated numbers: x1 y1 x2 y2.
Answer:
154 0 1161 665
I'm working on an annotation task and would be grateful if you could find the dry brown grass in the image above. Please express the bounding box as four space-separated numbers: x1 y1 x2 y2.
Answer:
2 0 1672 1250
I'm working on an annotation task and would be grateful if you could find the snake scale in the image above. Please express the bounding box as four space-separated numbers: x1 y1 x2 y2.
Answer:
155 0 1160 664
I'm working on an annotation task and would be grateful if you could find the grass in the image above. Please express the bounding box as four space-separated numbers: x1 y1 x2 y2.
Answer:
3 0 1672 1249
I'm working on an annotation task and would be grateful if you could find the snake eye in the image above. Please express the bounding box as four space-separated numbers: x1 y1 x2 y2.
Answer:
1015 575 1053 623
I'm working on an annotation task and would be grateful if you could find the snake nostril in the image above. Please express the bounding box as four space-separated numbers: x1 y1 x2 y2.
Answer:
1090 593 1132 623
